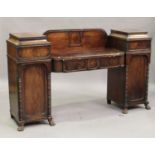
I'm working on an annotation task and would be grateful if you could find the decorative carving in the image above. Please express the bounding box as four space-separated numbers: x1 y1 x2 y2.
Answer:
123 65 129 114
100 56 124 68
61 55 124 72
48 72 51 116
144 60 151 110
63 59 87 72
18 75 23 121
88 59 99 69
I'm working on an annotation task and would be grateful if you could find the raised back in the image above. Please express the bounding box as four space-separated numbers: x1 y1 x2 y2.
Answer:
44 29 108 56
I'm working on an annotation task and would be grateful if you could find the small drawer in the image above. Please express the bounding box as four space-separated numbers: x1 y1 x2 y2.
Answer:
18 46 50 60
87 58 99 69
128 40 150 50
63 59 87 72
100 56 124 68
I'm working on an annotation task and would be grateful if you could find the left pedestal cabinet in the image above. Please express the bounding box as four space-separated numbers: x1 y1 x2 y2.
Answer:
7 33 55 131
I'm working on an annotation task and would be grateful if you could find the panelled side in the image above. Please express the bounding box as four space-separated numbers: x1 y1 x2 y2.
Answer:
7 43 19 121
20 63 49 122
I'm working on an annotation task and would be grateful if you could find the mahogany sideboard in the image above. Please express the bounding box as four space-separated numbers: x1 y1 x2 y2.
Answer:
7 29 151 131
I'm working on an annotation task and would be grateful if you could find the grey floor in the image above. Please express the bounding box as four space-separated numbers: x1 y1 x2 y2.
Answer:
0 70 155 138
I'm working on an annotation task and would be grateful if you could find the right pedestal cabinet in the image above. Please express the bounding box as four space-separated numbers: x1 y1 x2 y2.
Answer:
107 30 151 114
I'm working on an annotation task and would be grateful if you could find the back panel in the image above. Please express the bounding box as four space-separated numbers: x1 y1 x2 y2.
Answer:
44 29 108 55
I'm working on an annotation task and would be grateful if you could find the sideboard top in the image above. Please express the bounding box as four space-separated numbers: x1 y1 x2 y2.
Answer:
7 33 51 47
110 29 151 40
10 33 46 41
44 28 106 35
111 29 148 35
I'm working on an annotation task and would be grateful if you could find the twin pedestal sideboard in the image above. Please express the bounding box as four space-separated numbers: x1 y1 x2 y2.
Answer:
7 29 152 131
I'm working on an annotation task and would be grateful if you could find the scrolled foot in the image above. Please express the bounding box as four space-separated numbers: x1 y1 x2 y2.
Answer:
48 117 55 126
107 99 111 104
122 108 128 114
17 125 24 131
145 104 151 110
17 122 24 131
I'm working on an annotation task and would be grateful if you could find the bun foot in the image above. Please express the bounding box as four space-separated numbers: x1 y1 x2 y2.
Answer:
145 104 151 110
48 117 55 126
107 99 111 104
122 108 128 114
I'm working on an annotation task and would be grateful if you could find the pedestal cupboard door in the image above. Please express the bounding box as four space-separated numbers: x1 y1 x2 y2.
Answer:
127 55 148 104
21 64 48 121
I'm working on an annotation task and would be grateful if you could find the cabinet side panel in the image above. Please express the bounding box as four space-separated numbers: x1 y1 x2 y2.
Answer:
22 64 48 121
7 43 16 58
107 67 125 105
8 57 19 120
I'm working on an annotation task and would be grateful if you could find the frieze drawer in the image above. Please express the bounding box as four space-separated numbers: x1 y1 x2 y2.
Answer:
100 56 124 68
128 40 151 51
63 59 87 72
87 58 99 69
18 46 50 60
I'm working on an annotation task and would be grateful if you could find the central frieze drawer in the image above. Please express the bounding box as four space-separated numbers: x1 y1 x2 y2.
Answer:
63 59 87 72
62 56 124 72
